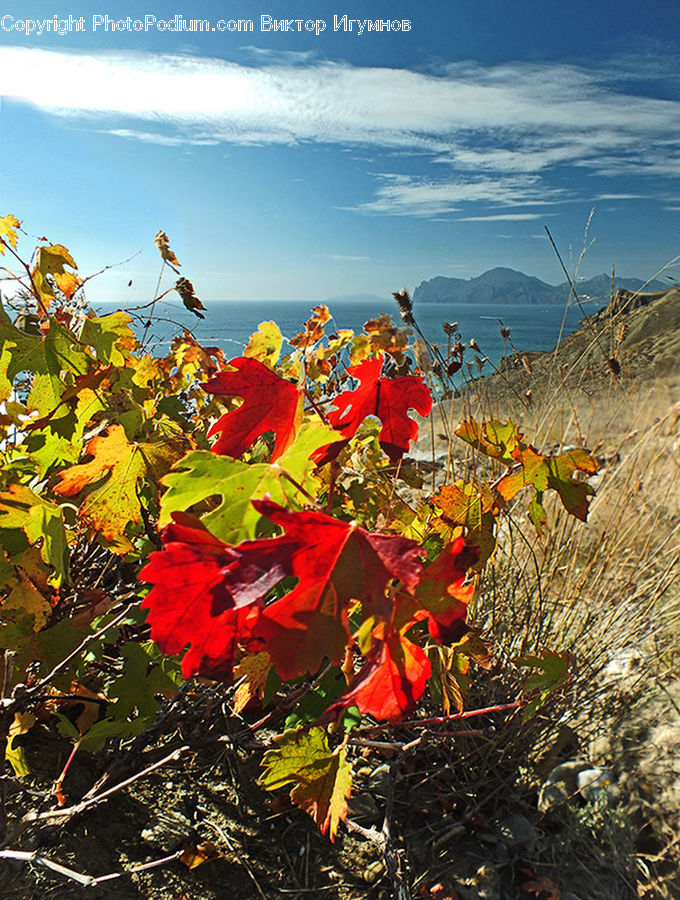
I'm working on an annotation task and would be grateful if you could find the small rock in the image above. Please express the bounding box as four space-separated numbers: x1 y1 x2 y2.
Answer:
497 813 537 848
493 841 510 862
474 863 501 900
478 831 499 845
538 760 591 813
577 767 617 804
140 809 191 848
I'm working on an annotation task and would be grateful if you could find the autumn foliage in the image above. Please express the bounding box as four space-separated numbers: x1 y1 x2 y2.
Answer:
0 215 598 839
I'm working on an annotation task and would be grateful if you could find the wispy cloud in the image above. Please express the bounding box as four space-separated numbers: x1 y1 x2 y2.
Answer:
1 47 679 217
458 213 549 222
595 193 643 200
104 128 219 147
356 174 563 217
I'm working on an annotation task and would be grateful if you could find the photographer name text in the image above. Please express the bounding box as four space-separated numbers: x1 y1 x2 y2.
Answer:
1 13 412 37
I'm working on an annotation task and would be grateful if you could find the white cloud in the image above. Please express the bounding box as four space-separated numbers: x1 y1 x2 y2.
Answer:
1 47 679 217
459 213 548 222
595 193 643 200
104 128 219 147
356 174 564 216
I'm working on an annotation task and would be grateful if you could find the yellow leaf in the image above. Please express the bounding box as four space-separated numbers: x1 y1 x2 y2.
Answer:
0 483 69 585
5 712 36 777
54 424 179 546
232 652 272 714
244 321 284 367
2 574 52 631
31 244 80 307
180 841 219 869
0 214 20 253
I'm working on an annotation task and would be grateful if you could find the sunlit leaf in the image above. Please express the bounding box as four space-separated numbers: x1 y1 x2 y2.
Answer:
0 213 20 253
203 357 303 462
154 230 181 272
54 424 179 547
158 421 337 541
244 320 284 367
259 726 352 840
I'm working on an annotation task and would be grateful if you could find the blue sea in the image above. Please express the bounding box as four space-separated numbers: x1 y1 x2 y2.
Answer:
93 297 596 367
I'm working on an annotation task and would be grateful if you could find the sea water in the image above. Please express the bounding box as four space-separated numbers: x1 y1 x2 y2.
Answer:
93 297 595 367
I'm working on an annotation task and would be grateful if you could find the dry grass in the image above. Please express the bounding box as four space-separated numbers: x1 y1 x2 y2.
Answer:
411 322 680 897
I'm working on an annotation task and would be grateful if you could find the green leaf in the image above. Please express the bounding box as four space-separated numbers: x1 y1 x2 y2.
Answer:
284 667 348 728
0 484 69 585
106 642 180 731
0 305 90 422
259 726 352 840
159 421 337 542
79 312 136 366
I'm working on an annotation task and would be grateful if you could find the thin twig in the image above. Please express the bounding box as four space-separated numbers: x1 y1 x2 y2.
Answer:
29 600 138 696
353 701 523 734
23 743 189 824
0 847 183 887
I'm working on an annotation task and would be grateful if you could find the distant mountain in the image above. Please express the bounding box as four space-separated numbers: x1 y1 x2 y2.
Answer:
413 267 669 305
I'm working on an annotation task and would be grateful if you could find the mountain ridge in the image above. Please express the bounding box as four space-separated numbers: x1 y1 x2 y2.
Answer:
413 267 669 305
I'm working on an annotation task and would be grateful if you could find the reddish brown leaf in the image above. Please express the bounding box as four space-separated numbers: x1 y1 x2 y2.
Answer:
520 872 562 900
154 230 181 271
312 354 432 465
411 538 479 643
174 277 206 319
289 305 331 349
203 357 303 462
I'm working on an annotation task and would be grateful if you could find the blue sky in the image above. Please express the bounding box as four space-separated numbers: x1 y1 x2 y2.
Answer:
1 0 679 301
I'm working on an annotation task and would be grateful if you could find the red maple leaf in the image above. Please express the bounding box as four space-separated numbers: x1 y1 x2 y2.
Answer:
322 627 431 723
139 512 303 678
139 515 262 678
140 501 424 683
250 500 424 680
312 355 432 465
203 357 302 461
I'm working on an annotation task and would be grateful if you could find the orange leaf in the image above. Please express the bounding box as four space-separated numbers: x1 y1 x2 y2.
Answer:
54 424 178 545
